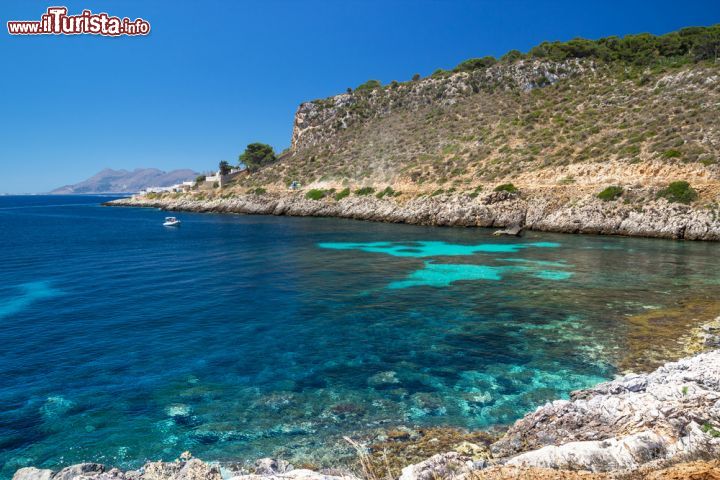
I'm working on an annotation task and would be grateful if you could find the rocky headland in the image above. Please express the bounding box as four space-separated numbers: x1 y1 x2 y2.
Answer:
107 185 720 241
107 29 720 241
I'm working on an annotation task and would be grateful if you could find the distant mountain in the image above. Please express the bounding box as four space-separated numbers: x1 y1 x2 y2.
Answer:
51 168 199 194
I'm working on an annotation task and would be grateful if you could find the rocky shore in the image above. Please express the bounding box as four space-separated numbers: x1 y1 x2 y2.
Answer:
14 345 720 480
106 189 720 241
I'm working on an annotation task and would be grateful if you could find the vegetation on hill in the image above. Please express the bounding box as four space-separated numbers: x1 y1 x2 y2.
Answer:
218 160 231 175
243 62 718 189
239 143 276 172
339 25 720 91
223 25 720 196
657 180 698 204
391 25 720 85
518 25 720 65
597 186 624 202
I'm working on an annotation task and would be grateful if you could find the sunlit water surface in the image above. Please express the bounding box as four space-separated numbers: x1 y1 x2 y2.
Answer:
1 195 718 478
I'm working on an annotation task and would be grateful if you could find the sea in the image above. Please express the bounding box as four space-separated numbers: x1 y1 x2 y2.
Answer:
1 195 719 478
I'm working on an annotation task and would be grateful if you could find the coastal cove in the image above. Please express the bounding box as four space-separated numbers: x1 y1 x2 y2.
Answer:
2 195 720 479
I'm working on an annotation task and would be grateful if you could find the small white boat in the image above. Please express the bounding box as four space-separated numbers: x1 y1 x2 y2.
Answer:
163 216 181 227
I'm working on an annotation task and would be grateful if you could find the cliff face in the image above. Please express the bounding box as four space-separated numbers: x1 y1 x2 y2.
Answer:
106 58 720 241
106 190 720 241
290 59 593 152
245 59 720 191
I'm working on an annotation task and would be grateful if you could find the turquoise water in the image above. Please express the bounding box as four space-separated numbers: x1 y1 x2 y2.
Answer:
1 195 719 477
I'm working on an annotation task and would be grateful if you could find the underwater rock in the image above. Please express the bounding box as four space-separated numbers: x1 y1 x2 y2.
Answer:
492 225 523 237
13 350 720 479
367 371 400 387
39 396 77 420
164 404 192 418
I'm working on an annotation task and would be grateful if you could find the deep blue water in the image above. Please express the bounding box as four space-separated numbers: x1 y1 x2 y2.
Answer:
1 195 719 477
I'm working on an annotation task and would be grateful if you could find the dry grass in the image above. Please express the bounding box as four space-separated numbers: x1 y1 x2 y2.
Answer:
242 62 719 194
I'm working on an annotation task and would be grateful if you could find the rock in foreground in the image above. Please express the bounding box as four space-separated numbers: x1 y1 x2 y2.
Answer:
489 350 720 472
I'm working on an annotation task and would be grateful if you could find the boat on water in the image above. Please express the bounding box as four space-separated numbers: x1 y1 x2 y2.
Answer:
163 216 181 227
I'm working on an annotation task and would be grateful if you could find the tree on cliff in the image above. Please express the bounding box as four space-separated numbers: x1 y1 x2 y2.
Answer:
239 143 276 172
218 160 231 175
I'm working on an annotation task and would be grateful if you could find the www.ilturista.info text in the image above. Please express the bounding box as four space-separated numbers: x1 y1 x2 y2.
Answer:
7 7 150 36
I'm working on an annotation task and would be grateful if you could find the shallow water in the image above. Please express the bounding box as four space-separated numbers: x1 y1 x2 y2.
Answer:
0 195 718 477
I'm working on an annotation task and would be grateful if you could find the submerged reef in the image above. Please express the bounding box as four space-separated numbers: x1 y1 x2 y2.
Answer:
13 344 720 480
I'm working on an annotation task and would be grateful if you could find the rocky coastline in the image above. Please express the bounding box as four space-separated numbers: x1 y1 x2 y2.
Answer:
14 334 720 480
107 189 720 241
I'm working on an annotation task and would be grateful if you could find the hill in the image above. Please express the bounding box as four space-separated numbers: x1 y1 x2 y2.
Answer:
51 168 198 194
235 25 719 193
112 25 720 241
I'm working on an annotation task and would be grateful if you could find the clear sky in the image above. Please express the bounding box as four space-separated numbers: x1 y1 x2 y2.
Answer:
1 0 719 193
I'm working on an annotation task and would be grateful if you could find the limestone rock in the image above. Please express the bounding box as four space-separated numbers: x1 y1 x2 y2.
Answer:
252 459 293 475
398 452 478 480
12 468 54 480
491 350 720 470
229 469 352 480
141 460 221 480
505 430 668 472
53 464 105 480
106 187 720 241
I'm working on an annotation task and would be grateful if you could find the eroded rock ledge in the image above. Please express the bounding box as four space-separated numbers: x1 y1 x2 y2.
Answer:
106 191 720 241
14 348 720 480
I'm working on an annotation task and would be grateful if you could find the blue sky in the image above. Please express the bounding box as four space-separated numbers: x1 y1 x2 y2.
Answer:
1 0 719 193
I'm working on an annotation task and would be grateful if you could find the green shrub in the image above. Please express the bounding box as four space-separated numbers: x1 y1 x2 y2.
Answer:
597 185 624 201
334 187 350 201
219 160 231 175
468 184 483 199
252 187 266 195
430 189 445 197
376 186 396 199
494 183 519 193
663 149 682 158
453 56 497 72
657 181 697 204
305 189 326 200
355 186 375 196
702 423 720 438
500 49 524 62
355 80 382 92
239 143 276 172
